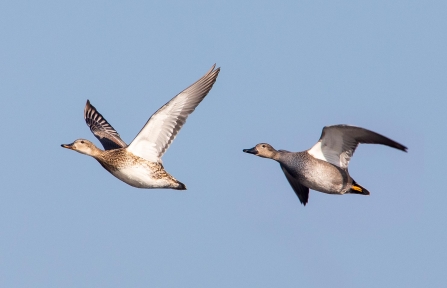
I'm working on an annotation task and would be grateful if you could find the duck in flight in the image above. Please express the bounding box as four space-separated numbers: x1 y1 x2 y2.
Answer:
243 125 407 205
61 65 220 190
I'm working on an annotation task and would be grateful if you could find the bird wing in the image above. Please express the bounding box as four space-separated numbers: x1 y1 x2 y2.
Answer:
126 65 220 162
307 124 407 169
84 100 127 150
280 164 310 206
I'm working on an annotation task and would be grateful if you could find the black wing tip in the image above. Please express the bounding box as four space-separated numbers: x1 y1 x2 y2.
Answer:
399 144 408 153
387 140 408 153
397 141 408 152
85 100 93 112
84 100 102 122
84 99 95 119
324 124 409 153
300 195 309 206
297 190 309 206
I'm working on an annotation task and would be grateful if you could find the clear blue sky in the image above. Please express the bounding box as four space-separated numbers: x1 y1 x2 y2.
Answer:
0 1 443 287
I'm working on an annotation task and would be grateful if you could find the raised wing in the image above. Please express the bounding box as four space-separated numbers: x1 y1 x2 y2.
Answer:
84 100 127 150
307 124 407 169
280 164 310 206
126 65 220 162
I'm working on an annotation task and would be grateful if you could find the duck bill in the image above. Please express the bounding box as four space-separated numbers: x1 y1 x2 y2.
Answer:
61 143 74 150
243 147 258 155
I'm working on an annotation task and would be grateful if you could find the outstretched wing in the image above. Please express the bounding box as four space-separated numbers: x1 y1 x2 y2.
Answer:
307 124 407 169
126 65 220 162
84 100 127 150
280 164 310 206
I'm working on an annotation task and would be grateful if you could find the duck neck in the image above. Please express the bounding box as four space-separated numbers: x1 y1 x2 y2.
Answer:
271 149 290 163
270 150 281 161
87 146 104 159
261 148 280 161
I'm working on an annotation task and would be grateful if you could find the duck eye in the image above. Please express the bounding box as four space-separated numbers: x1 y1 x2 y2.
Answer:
261 145 266 148
81 141 85 144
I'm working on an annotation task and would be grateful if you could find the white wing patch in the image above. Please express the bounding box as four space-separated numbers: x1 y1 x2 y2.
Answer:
307 127 358 168
307 124 406 169
307 141 345 167
127 94 189 163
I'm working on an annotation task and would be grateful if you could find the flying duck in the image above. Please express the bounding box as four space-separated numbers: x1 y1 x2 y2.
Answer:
243 125 407 205
62 65 220 189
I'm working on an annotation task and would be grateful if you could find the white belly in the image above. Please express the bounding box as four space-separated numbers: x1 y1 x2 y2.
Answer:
110 166 171 189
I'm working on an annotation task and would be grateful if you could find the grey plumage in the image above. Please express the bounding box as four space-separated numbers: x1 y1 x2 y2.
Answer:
243 125 407 206
310 125 407 169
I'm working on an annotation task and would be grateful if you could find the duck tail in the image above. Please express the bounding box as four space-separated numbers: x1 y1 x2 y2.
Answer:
348 180 370 195
175 181 187 190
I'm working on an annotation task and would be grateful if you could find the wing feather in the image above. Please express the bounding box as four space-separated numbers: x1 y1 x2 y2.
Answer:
84 100 127 150
126 65 220 162
280 164 310 206
307 124 407 169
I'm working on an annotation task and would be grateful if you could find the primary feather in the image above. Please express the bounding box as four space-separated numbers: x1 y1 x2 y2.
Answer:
84 100 127 150
126 64 220 163
307 125 407 169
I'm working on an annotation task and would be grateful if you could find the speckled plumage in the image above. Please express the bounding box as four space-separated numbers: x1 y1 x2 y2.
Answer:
96 148 178 182
101 158 183 189
61 65 220 189
62 139 186 189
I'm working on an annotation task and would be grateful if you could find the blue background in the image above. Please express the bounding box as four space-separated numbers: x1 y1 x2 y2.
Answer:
0 1 441 287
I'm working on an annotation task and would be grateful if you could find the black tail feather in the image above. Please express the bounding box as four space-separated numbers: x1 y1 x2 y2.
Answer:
176 181 187 190
348 180 370 195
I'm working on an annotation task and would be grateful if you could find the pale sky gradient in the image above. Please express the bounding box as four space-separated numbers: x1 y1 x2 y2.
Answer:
0 1 443 287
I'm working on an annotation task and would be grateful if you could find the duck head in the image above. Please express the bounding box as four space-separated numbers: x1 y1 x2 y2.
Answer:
243 143 278 159
61 139 100 157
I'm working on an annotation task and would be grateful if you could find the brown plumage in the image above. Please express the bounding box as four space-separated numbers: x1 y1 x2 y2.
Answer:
61 65 220 190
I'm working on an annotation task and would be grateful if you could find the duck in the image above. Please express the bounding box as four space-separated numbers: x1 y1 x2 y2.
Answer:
243 124 407 205
61 64 220 190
